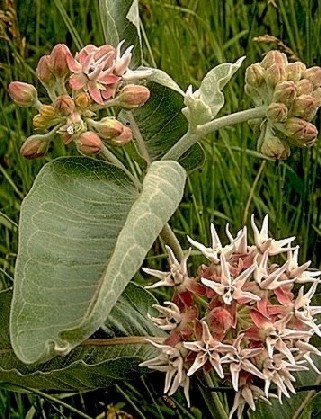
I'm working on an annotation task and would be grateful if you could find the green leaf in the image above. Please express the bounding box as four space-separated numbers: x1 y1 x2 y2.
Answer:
10 157 186 364
1 284 164 390
183 56 245 126
144 68 184 95
121 81 206 170
99 0 142 66
250 365 321 419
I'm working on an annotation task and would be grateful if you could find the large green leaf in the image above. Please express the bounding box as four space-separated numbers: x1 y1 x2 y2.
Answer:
121 81 205 170
10 157 186 364
99 0 142 66
1 284 165 390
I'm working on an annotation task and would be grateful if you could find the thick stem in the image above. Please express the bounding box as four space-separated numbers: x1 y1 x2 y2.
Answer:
125 111 152 165
162 106 267 161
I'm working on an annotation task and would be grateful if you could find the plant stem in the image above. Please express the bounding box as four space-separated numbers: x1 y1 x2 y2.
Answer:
160 223 184 260
100 144 142 189
125 111 152 165
198 374 229 419
162 106 267 161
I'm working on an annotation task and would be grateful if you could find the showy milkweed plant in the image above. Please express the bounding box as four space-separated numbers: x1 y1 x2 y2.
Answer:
3 2 321 418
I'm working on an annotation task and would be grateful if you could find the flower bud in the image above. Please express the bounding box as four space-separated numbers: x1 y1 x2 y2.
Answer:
312 87 321 106
93 117 125 139
117 84 150 108
74 92 91 108
261 50 288 69
291 94 318 121
53 95 75 116
272 81 296 105
295 79 314 96
110 126 133 146
265 63 287 88
8 81 38 107
33 105 59 129
266 102 288 123
286 62 306 81
285 117 318 145
20 135 50 159
259 135 290 160
36 55 55 86
245 64 265 87
77 132 102 154
303 66 321 87
49 44 72 78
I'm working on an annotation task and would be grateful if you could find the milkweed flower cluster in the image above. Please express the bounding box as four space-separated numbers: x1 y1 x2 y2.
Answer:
8 42 151 159
245 50 321 159
140 215 321 418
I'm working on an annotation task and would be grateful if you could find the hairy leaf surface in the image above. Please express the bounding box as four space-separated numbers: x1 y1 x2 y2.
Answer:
99 0 142 65
1 284 164 389
10 157 186 364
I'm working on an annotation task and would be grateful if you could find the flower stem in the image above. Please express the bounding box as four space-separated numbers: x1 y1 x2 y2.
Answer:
125 111 152 165
100 144 141 189
162 106 267 161
198 374 229 419
160 223 184 260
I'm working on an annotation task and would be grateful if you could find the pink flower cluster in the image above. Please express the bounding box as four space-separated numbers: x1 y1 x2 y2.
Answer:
141 215 321 418
8 42 151 159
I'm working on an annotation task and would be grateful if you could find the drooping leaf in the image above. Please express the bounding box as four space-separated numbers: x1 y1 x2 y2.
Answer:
1 284 165 390
120 81 205 170
10 157 186 364
99 0 142 66
183 56 246 126
144 68 184 95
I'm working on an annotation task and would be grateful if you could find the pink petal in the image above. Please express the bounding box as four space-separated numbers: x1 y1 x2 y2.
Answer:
66 55 82 73
88 82 103 104
69 73 87 90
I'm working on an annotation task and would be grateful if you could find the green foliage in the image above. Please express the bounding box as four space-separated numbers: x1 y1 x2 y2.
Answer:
10 158 186 363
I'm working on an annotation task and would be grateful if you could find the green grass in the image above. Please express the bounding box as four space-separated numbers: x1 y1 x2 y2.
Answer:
2 0 321 417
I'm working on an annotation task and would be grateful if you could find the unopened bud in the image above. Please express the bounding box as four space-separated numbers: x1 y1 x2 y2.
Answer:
286 62 306 81
74 92 91 108
39 105 56 118
260 135 290 160
261 50 288 69
77 132 102 154
9 81 38 107
272 81 296 105
285 117 318 145
117 84 150 108
53 95 75 116
265 63 287 88
49 44 72 78
33 105 59 129
291 94 318 121
303 66 321 87
245 64 266 87
110 126 133 146
93 117 125 139
20 135 50 159
312 87 321 106
36 55 55 86
267 102 288 123
295 79 314 96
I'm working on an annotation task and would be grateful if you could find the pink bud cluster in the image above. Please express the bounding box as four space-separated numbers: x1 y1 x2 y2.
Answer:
245 50 321 159
8 42 151 159
141 215 321 418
